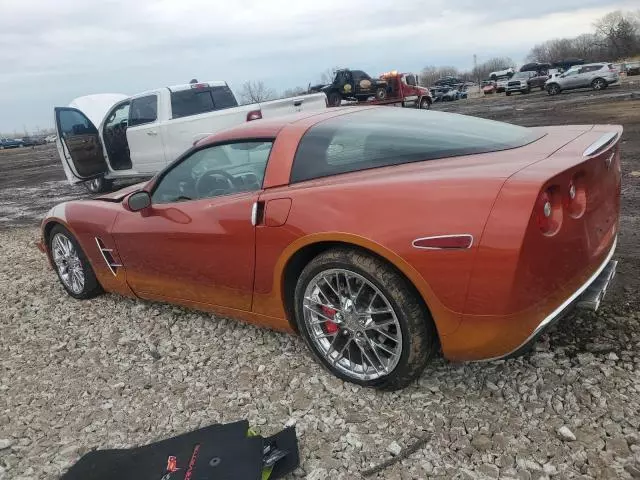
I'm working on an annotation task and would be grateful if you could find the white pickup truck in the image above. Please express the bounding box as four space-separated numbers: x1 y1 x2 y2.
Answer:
54 81 327 192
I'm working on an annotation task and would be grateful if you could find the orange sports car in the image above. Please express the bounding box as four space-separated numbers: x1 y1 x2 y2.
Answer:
39 107 621 390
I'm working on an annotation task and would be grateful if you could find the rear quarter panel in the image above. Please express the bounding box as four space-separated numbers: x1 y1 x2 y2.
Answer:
253 156 521 337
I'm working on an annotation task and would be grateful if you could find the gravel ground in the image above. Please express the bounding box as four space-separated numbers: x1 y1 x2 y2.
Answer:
1 84 640 479
1 228 639 480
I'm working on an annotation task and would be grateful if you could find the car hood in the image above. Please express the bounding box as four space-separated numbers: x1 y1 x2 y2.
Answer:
68 93 129 128
96 182 147 202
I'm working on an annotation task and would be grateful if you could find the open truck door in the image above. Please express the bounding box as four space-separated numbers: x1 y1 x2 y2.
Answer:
54 94 128 185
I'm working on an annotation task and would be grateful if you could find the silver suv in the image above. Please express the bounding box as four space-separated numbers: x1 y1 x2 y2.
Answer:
545 63 619 96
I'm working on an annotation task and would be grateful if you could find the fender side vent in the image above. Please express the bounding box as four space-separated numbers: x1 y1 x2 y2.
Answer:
95 237 122 276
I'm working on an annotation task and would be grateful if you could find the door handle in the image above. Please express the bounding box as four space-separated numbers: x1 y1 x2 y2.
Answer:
146 131 158 136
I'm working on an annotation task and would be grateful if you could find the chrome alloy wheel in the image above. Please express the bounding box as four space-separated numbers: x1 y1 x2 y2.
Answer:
51 233 85 294
302 268 403 381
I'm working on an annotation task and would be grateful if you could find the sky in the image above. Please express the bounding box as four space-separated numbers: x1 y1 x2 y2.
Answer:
0 0 635 134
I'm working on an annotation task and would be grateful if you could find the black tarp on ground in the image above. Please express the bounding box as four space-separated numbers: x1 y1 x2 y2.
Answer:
61 420 299 480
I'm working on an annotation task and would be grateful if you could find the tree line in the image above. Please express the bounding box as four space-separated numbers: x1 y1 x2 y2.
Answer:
239 9 639 102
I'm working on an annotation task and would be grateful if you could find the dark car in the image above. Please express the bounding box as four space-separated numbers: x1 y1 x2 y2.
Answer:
626 62 640 76
0 138 24 149
315 69 388 106
22 136 47 147
506 71 549 95
433 76 462 87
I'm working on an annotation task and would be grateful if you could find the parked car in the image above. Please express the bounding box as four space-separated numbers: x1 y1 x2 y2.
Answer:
313 69 388 106
22 136 47 147
489 67 514 81
440 87 460 101
481 81 496 94
545 63 619 96
626 62 640 76
506 71 549 95
0 138 24 149
433 76 462 87
495 77 509 93
54 81 327 193
45 134 57 143
38 107 621 390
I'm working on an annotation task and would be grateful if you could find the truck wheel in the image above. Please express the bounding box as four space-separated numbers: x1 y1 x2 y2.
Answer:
419 97 431 110
327 92 342 107
375 87 387 101
84 176 112 194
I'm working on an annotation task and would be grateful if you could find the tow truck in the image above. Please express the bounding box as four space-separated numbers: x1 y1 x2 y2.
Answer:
311 69 432 109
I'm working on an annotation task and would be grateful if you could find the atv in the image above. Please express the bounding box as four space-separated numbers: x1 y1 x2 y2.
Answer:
314 69 388 107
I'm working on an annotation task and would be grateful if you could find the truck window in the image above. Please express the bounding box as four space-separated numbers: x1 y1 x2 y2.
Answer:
129 95 158 127
171 86 239 119
405 75 416 86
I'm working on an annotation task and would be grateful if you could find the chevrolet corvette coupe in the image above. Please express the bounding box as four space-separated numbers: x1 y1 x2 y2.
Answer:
39 107 621 390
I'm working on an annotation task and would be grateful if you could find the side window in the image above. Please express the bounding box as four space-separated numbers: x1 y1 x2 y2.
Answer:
151 141 273 204
129 95 158 127
59 110 97 136
104 103 130 132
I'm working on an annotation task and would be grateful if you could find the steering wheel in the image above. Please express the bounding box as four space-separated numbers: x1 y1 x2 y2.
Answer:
195 170 236 198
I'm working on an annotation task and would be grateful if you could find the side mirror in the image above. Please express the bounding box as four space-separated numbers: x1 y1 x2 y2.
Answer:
128 191 151 212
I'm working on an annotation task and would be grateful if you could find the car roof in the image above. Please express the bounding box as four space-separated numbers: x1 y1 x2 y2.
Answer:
195 107 375 147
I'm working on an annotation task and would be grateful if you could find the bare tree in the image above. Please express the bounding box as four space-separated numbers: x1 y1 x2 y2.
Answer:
281 86 307 98
238 81 276 104
319 66 340 84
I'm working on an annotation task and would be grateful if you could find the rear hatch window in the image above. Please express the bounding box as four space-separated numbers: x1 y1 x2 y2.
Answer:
290 108 543 183
170 86 238 119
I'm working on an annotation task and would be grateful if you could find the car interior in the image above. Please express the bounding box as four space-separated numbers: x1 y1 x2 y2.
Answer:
103 102 133 171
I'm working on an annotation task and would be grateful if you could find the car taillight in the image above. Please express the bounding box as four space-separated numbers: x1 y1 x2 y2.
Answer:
536 188 562 235
565 174 587 219
246 110 262 121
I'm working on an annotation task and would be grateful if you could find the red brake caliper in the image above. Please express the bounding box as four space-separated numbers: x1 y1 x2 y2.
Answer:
321 306 339 334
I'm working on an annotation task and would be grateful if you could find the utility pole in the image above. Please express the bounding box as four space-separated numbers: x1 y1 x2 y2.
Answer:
473 54 479 84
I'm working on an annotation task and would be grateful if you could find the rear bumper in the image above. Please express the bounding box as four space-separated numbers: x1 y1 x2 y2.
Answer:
497 256 617 360
442 237 618 361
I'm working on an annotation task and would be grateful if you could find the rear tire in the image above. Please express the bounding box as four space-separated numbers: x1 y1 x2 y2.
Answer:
294 248 438 390
48 225 103 300
375 87 387 101
591 78 606 91
547 84 560 96
84 176 112 194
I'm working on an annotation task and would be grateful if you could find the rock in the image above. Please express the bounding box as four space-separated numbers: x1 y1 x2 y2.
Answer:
0 439 13 450
478 463 500 478
630 171 640 177
606 437 631 457
306 468 327 480
624 464 640 479
471 434 492 451
557 426 576 442
387 441 402 456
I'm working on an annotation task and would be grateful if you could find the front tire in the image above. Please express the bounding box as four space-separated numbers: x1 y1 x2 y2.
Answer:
48 225 103 300
84 176 112 194
294 248 437 390
327 91 341 107
419 97 431 109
